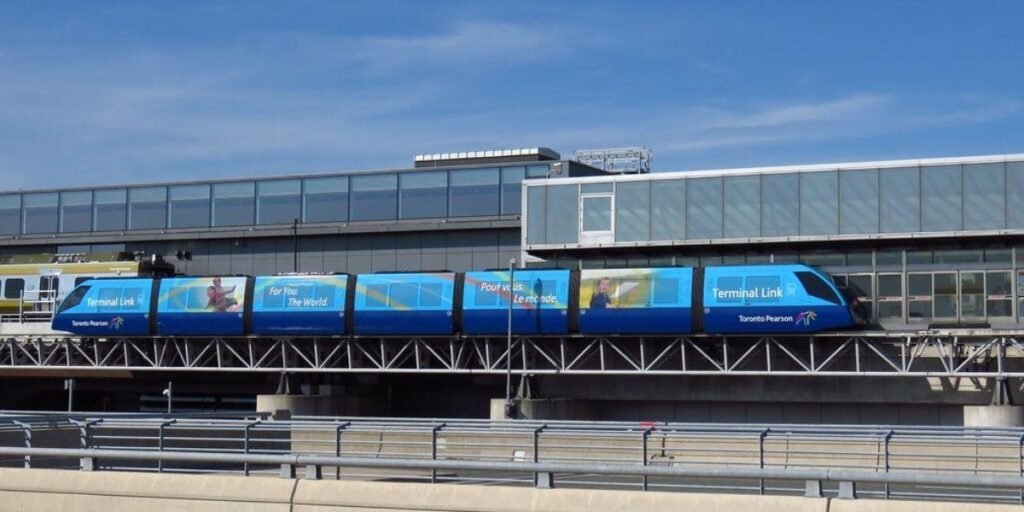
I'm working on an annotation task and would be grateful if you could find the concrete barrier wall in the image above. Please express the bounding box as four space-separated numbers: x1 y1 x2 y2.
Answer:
1 468 1022 512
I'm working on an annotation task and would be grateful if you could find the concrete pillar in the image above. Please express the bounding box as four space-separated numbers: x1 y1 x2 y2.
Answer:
489 398 598 420
258 385 386 419
963 405 1024 427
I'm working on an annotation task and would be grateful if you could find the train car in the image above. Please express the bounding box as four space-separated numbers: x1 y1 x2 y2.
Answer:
702 264 856 333
155 276 250 336
462 269 571 335
0 252 174 316
251 274 349 336
51 277 154 336
352 272 456 335
577 267 694 334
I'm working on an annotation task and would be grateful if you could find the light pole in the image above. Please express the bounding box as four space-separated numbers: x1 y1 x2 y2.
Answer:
63 378 74 412
505 258 516 418
162 381 173 414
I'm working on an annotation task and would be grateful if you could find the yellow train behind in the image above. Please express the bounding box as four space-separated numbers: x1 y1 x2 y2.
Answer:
0 253 175 315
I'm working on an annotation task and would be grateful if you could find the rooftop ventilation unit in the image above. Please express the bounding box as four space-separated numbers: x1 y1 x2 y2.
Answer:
414 147 560 167
573 147 652 174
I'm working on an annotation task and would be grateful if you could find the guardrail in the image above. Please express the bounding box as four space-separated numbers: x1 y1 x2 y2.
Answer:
1 445 1023 504
3 412 1024 504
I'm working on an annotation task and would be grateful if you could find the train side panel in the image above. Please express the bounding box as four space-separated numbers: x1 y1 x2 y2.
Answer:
51 278 153 336
156 276 248 336
251 275 348 336
462 270 570 335
702 265 854 333
578 267 693 334
353 273 455 335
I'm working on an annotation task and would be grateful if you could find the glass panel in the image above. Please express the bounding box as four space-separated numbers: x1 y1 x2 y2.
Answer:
876 250 903 266
582 196 611 232
128 187 167 230
1019 271 1024 320
880 167 920 233
986 248 1013 263
212 182 255 227
546 184 579 244
686 177 722 239
934 250 983 264
651 179 685 241
800 253 845 267
23 192 59 234
526 165 549 178
960 271 985 318
907 273 932 321
615 181 649 242
1008 163 1024 229
761 173 798 237
877 273 903 320
350 174 397 222
302 176 348 223
500 166 525 215
169 184 210 229
906 250 932 265
60 191 92 233
257 179 301 225
581 183 613 194
986 271 1012 318
400 171 447 219
839 169 878 234
449 168 499 217
723 176 759 238
963 163 1005 230
0 195 20 235
800 171 838 235
921 165 962 231
93 189 126 231
933 273 957 318
526 186 546 244
846 252 873 266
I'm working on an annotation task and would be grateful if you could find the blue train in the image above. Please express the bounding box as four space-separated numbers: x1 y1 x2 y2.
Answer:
51 264 865 336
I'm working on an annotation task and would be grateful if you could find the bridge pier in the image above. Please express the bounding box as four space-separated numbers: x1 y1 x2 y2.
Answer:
962 406 1024 427
257 384 386 419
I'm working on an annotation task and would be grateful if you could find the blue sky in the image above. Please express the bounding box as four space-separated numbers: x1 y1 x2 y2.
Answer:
1 1 1022 189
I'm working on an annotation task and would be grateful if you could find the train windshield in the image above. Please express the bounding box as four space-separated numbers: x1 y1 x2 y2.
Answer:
57 285 90 313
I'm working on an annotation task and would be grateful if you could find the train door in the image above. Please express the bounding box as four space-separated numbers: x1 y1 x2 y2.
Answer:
38 275 60 312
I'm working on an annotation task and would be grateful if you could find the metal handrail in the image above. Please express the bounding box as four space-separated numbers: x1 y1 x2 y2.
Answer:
2 446 1024 495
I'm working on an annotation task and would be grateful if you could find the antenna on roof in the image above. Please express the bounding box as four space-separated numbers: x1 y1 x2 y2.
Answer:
573 147 652 174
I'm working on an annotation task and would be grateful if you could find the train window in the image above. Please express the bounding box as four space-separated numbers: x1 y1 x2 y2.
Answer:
389 283 419 308
313 284 335 308
57 286 90 313
365 284 388 308
122 288 143 310
715 276 744 302
795 272 840 304
746 276 781 303
652 278 679 305
263 286 285 308
420 282 443 307
75 277 94 287
97 288 120 312
474 282 499 306
4 278 24 299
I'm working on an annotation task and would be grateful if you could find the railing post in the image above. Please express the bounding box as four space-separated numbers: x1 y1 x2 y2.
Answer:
759 428 769 495
70 419 97 471
335 421 350 481
1018 432 1024 505
243 420 260 476
838 480 857 500
804 479 823 498
280 463 296 479
884 430 894 499
533 425 546 487
157 420 175 473
641 427 654 491
431 423 444 484
535 471 553 489
12 421 31 468
305 464 322 480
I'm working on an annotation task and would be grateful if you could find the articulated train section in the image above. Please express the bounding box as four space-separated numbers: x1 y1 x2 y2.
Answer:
2 331 1024 377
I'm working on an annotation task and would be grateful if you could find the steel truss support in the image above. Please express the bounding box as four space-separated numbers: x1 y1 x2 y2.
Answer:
2 332 1024 376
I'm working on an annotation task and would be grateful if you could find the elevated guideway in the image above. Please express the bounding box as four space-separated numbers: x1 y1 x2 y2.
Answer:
2 329 1024 377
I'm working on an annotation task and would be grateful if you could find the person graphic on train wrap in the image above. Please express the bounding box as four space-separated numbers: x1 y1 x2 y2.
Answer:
206 277 240 312
590 277 615 309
